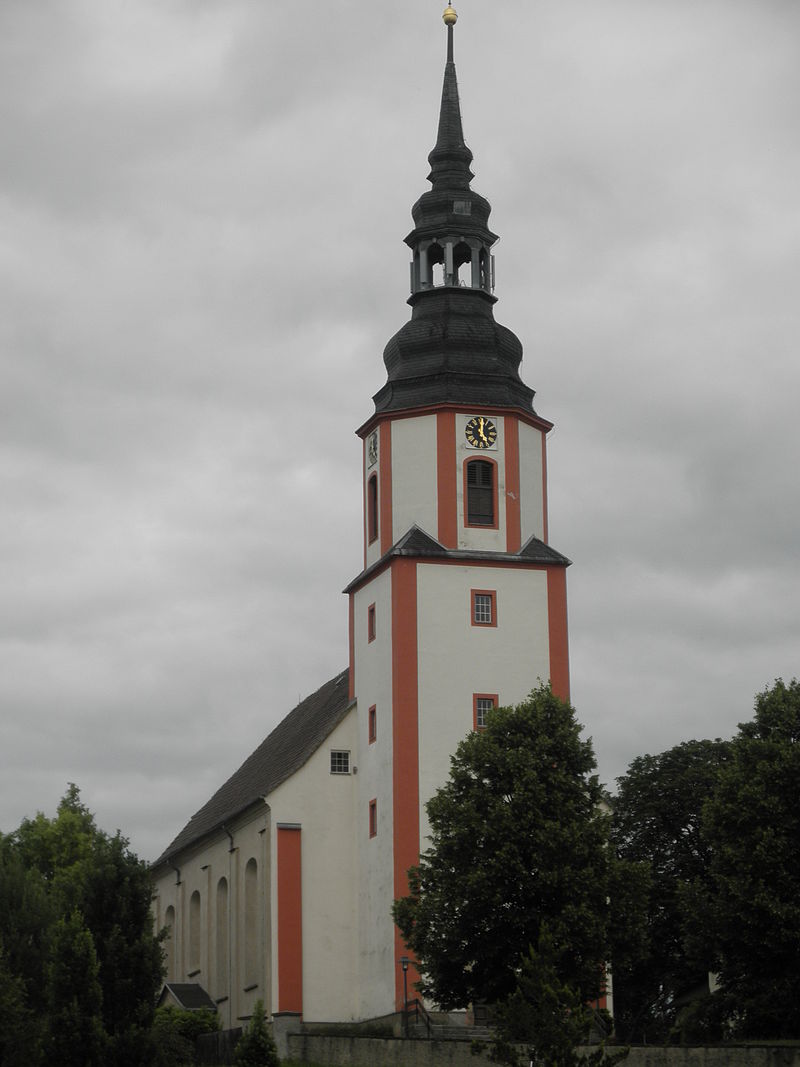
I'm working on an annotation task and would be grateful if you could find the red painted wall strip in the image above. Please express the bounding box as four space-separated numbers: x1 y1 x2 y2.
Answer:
277 827 303 1014
547 567 570 701
391 557 420 1008
362 436 367 569
542 431 549 544
505 416 521 553
380 420 393 555
436 411 457 548
348 594 355 702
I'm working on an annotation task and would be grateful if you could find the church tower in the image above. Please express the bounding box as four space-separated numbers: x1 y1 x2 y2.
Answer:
346 4 571 1020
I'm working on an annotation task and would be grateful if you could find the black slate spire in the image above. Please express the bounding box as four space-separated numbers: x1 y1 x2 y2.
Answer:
427 18 474 192
372 6 537 418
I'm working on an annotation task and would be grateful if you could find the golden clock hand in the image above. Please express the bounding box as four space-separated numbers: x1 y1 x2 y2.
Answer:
478 417 488 443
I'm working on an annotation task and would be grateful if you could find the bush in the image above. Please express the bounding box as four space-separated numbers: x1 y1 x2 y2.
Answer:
234 1000 278 1067
151 1006 220 1067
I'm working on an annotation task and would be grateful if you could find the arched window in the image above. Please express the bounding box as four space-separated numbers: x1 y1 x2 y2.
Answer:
454 241 472 286
244 859 259 988
428 242 445 287
466 459 495 526
367 474 378 544
164 905 176 979
215 878 228 999
189 891 201 974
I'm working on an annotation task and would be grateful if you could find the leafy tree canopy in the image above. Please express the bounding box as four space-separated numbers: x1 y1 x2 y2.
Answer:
0 785 163 1067
610 738 731 1042
393 684 611 1011
234 1000 279 1067
686 678 800 1039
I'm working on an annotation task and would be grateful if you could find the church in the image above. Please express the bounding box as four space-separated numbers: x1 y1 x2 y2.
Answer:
151 4 571 1031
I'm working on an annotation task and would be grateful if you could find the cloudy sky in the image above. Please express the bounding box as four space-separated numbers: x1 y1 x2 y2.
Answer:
2 0 798 862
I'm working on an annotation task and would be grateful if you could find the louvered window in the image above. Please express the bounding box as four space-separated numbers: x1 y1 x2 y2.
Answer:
367 474 378 543
467 460 494 525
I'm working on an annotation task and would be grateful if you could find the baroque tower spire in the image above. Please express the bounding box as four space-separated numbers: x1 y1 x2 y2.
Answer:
372 4 536 418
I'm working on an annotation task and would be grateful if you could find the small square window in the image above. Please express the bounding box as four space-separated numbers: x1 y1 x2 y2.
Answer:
368 603 376 642
368 705 377 744
369 799 377 838
471 590 497 627
330 750 350 775
473 694 498 731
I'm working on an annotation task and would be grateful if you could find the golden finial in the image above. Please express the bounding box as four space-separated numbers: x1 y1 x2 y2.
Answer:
443 4 458 26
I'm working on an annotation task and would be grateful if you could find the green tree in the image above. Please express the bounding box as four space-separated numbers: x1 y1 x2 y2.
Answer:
0 946 39 1067
151 1006 220 1067
393 685 611 1011
45 909 106 1067
609 739 731 1042
0 786 163 1067
234 1000 279 1067
686 678 800 1039
491 926 628 1067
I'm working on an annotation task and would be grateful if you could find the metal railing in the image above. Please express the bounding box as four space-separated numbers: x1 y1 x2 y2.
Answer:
403 996 434 1038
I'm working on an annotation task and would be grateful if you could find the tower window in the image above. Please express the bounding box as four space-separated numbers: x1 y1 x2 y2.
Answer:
471 589 497 627
367 603 376 643
473 694 498 731
330 750 350 775
466 459 495 526
368 705 377 744
367 474 378 544
369 799 377 838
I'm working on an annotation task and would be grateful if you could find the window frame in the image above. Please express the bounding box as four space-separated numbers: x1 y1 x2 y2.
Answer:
368 704 377 744
471 589 498 628
330 750 351 775
473 692 498 731
367 473 379 544
463 456 499 530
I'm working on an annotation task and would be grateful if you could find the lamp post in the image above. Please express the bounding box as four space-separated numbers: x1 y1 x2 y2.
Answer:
400 955 409 1037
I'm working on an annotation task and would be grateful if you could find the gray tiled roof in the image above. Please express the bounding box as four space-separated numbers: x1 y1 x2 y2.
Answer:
344 525 570 594
158 982 217 1012
153 669 351 868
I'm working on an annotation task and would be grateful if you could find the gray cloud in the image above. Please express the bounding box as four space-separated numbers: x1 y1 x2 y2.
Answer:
1 0 798 860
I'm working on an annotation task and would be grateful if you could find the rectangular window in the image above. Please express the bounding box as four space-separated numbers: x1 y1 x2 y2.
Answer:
369 799 377 838
367 603 376 642
471 589 497 627
330 750 350 775
473 693 498 731
368 705 377 744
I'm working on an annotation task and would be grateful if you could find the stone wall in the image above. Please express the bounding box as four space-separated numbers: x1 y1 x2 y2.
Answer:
285 1033 800 1067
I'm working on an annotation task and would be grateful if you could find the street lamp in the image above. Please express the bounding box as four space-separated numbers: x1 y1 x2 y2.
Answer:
399 955 409 1037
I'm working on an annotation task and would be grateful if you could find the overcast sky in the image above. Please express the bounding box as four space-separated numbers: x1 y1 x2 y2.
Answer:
2 0 798 862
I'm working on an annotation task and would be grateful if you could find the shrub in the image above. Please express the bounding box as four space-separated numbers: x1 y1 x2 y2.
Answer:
234 1000 278 1067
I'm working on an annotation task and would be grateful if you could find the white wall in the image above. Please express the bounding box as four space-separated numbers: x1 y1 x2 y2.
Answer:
415 561 550 847
391 415 438 541
152 809 271 1029
352 567 397 1019
518 420 545 543
268 708 359 1022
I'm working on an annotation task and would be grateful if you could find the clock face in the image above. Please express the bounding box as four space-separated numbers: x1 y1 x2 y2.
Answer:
465 416 497 450
367 432 378 467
